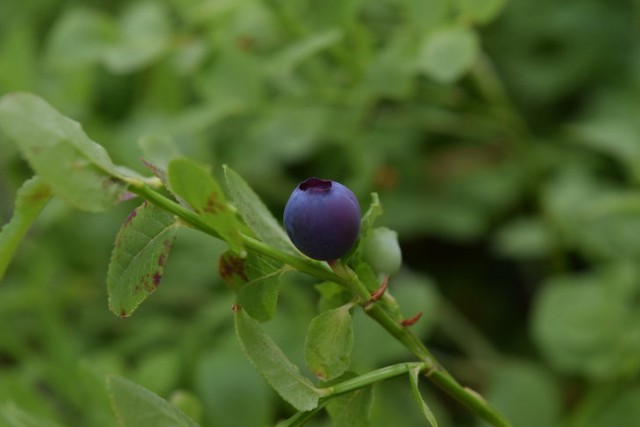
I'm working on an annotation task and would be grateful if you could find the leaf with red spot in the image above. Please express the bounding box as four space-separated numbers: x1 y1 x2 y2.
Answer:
107 202 178 317
219 250 285 322
168 158 244 254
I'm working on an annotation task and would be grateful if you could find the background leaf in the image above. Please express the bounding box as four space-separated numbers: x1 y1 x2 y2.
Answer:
0 176 51 282
107 202 178 317
234 309 323 411
305 304 354 381
418 26 479 83
0 93 126 212
107 375 199 427
479 361 561 427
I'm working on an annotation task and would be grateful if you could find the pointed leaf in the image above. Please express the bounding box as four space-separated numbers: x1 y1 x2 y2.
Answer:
107 202 178 317
409 366 438 427
0 176 52 282
168 158 243 254
219 250 284 321
223 166 295 254
0 93 126 211
349 193 382 263
235 309 323 411
305 304 354 381
107 375 200 427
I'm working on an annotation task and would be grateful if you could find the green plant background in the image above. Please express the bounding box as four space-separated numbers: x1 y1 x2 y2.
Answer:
1 0 639 426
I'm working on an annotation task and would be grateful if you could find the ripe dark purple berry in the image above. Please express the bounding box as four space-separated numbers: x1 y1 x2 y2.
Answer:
284 178 361 261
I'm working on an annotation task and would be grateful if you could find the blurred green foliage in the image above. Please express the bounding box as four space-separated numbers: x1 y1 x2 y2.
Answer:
1 0 640 426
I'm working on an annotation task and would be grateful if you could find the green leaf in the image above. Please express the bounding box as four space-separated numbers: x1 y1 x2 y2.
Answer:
305 304 354 381
234 309 324 411
107 375 200 427
223 166 295 254
0 403 63 427
480 362 561 427
0 93 126 212
349 193 382 263
168 158 244 254
323 371 373 427
418 26 479 83
360 193 383 240
103 1 172 73
493 217 554 259
45 8 116 69
591 387 640 426
532 268 640 380
455 0 508 24
408 366 438 427
219 250 284 322
0 176 52 282
107 202 178 318
268 29 343 78
326 377 373 427
315 281 353 312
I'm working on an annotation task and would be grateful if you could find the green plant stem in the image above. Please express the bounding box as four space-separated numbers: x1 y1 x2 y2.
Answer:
323 362 427 396
127 182 512 427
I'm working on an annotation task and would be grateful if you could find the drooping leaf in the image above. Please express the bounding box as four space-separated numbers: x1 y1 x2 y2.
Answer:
168 158 244 254
107 375 200 427
219 250 285 322
305 304 354 381
0 176 52 282
223 166 296 254
418 26 479 83
0 93 126 212
107 202 178 317
326 372 373 427
408 366 439 427
234 309 324 411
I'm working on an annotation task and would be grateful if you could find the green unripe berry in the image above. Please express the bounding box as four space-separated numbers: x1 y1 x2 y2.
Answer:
363 227 402 275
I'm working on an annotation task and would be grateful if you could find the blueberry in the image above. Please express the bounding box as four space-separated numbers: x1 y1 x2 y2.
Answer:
284 178 361 261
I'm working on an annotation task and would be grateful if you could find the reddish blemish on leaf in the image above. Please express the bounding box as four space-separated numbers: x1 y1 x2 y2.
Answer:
158 253 166 267
232 303 241 313
119 309 129 319
141 157 163 180
124 207 138 226
219 252 248 284
152 272 162 287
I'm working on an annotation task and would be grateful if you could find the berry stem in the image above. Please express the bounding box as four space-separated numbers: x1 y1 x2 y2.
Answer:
128 182 512 427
